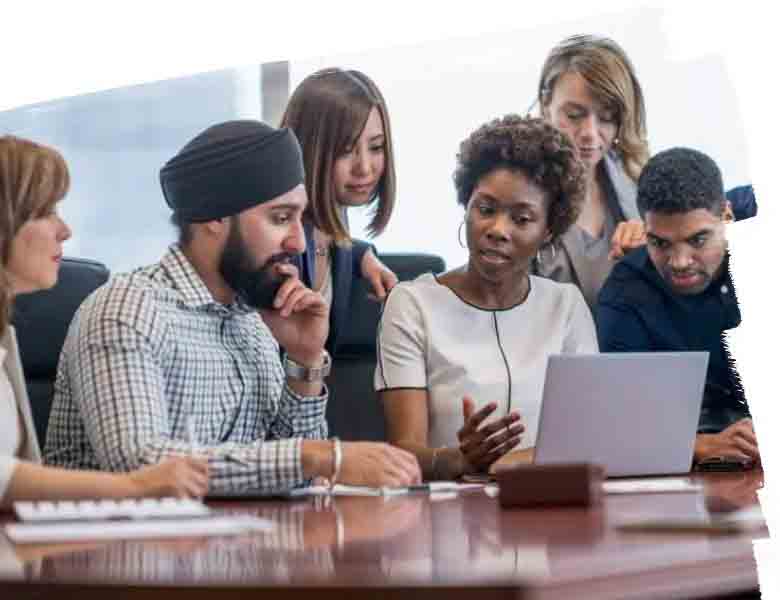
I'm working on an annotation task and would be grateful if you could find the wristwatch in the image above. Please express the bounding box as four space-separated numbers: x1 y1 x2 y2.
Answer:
283 350 332 382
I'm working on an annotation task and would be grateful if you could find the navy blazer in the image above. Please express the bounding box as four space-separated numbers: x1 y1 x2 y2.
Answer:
726 184 757 221
294 220 373 354
596 247 750 434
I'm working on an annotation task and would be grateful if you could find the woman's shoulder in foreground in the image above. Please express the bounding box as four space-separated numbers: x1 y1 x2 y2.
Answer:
390 271 446 295
528 274 590 315
529 273 583 298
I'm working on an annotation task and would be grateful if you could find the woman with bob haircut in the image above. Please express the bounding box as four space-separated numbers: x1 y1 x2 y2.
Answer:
376 116 598 480
534 34 650 309
0 135 209 507
280 67 399 352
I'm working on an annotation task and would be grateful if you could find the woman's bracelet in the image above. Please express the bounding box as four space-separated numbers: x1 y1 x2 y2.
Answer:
430 446 444 480
330 437 343 488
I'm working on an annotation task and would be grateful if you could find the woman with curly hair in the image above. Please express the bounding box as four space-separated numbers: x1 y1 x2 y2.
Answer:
535 34 650 309
375 116 598 480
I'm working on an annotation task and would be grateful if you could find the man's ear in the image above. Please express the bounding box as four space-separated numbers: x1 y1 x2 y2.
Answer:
722 200 735 224
204 216 231 236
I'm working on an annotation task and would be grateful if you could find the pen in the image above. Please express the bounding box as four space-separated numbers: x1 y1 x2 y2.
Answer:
380 482 464 495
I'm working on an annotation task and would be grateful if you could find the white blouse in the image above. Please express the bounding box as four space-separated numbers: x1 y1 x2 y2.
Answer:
0 327 41 501
375 273 598 449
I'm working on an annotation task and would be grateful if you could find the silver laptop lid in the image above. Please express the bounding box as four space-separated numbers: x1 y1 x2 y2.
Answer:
534 353 709 477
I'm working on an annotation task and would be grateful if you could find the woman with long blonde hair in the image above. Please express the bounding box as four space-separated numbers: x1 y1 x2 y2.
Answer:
534 34 650 308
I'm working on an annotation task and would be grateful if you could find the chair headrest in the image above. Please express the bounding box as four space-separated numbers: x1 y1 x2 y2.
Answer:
13 257 110 377
336 253 446 357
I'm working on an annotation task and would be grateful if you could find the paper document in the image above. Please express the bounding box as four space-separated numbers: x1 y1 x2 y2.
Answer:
288 482 485 497
603 478 703 495
617 505 766 534
4 515 274 544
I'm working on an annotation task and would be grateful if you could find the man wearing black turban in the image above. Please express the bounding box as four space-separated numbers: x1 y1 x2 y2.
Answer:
46 120 420 494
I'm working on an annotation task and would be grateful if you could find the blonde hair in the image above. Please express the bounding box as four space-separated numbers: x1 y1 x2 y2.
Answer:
0 136 70 335
280 68 396 245
538 34 649 181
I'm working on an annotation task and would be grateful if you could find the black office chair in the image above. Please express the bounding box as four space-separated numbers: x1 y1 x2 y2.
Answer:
12 257 110 444
326 253 446 441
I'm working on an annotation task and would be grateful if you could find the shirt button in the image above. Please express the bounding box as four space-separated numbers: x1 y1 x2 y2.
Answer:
720 285 729 294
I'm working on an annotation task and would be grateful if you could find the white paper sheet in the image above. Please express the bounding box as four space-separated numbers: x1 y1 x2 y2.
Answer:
603 478 703 494
4 515 273 544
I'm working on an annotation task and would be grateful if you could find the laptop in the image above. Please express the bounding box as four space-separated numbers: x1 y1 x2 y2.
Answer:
534 353 709 478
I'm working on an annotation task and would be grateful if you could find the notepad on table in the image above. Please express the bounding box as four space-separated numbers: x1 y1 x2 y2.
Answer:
603 477 703 495
288 482 485 498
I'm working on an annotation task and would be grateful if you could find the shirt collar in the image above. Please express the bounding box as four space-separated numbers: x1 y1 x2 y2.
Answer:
157 244 261 315
158 244 215 309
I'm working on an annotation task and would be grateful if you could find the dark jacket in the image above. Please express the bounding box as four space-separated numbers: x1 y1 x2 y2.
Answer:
294 220 374 354
726 184 757 221
596 247 750 433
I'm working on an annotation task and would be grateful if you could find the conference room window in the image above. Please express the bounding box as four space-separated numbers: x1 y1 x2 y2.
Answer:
0 64 288 273
0 6 752 273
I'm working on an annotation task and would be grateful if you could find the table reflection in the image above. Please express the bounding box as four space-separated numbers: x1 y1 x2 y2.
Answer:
700 469 764 513
17 495 423 585
0 471 765 591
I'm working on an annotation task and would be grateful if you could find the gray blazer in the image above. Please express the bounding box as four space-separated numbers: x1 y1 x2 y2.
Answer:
534 152 639 310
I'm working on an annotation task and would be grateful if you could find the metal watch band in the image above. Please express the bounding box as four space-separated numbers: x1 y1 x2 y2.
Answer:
283 350 332 382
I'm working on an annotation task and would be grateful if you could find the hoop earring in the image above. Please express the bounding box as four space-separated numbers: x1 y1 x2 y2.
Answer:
458 221 466 249
536 242 556 265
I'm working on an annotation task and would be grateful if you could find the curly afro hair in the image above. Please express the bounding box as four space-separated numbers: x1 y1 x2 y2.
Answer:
637 147 724 217
453 115 585 242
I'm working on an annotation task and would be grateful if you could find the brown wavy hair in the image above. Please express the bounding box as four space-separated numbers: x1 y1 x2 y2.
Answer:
454 115 585 243
538 34 649 181
0 136 70 336
280 68 396 245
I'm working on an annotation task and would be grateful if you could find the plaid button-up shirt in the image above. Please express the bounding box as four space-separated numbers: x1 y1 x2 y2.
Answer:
44 245 328 492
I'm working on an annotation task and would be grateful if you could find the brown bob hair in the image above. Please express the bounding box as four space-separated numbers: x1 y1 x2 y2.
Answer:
0 136 70 335
538 34 649 181
280 68 396 245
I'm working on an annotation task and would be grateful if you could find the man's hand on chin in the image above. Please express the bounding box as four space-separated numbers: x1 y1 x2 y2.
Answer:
259 262 329 363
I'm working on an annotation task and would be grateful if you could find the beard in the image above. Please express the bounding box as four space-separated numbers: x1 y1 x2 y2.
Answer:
661 267 712 295
218 219 293 309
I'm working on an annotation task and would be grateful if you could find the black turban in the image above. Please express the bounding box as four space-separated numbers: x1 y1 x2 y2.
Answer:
160 120 305 222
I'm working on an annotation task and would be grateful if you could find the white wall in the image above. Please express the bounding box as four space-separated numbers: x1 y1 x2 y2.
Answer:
291 5 752 269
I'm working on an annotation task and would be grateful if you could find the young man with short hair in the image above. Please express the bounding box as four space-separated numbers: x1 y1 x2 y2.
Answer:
596 147 758 464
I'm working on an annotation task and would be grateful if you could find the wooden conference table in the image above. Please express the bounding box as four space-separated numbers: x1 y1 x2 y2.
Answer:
0 469 766 600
